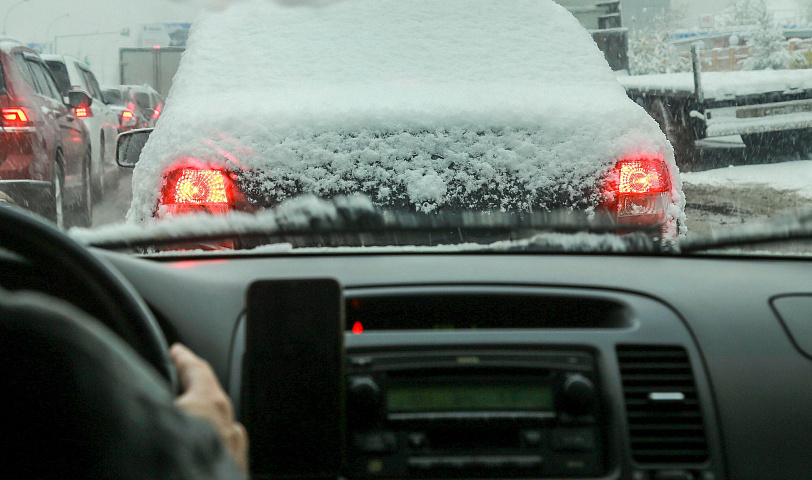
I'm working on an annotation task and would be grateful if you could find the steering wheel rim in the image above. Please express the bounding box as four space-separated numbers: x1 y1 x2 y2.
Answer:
0 205 177 390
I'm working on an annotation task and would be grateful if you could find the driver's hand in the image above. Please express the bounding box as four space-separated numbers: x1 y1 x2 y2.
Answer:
170 343 249 475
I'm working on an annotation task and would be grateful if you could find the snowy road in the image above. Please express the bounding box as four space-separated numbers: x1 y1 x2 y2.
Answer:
92 170 132 227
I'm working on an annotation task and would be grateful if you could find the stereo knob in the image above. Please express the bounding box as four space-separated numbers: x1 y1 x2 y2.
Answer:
563 374 595 414
348 376 383 424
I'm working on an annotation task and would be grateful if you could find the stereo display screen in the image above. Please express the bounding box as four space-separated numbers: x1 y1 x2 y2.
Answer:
387 384 553 412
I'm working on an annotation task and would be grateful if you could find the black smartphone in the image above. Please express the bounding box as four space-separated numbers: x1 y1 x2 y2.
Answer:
243 279 344 479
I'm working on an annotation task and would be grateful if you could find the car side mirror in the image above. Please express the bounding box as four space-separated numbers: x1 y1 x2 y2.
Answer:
116 128 153 168
67 90 93 109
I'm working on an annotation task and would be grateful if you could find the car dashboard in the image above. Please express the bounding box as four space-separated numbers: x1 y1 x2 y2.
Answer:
71 251 812 479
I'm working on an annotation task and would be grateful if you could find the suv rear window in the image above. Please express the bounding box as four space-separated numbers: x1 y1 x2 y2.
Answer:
44 60 70 95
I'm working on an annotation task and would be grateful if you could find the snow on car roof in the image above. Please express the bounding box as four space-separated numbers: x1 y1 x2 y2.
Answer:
129 0 680 226
618 70 812 100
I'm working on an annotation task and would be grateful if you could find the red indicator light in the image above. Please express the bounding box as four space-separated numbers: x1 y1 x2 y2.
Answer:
2 108 30 126
617 159 667 194
352 321 364 335
172 169 229 204
75 106 89 117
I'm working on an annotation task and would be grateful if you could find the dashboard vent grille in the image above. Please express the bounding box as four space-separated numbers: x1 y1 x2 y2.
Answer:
617 345 708 464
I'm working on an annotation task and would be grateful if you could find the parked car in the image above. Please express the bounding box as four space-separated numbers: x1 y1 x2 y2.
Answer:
0 39 93 228
120 0 685 242
43 54 119 200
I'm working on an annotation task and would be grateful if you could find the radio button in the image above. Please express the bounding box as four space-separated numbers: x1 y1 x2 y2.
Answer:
407 432 428 449
473 457 506 469
354 432 397 453
521 429 547 448
406 457 437 471
551 428 596 451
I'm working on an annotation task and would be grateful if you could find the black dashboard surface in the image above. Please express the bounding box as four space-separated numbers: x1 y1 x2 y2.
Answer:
99 250 812 480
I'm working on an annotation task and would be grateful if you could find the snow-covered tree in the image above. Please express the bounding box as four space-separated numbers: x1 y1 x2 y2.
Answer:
718 0 806 70
628 17 691 75
716 0 765 29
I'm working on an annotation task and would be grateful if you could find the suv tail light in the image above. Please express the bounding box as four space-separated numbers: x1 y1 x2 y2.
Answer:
1 108 33 128
152 103 162 121
121 103 137 127
605 156 670 219
75 106 91 118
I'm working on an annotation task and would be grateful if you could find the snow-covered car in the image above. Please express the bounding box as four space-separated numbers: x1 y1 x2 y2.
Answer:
42 54 119 199
123 0 686 241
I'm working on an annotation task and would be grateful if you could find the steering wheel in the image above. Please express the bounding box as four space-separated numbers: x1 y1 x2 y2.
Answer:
0 205 177 390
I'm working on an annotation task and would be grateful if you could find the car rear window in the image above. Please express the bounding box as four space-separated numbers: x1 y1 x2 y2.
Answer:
135 92 151 108
45 60 70 95
103 89 124 105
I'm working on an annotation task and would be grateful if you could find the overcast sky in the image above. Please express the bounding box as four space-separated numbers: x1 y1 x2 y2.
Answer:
2 0 214 84
1 0 807 85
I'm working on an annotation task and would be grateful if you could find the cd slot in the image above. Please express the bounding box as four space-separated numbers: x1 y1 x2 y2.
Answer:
390 412 556 421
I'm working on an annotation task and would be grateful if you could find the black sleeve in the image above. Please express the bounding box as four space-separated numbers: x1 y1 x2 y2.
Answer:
1 290 245 480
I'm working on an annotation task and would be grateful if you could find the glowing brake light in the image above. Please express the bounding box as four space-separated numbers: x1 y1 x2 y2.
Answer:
152 103 162 120
1 108 31 127
617 159 667 194
121 102 137 127
75 106 89 118
171 169 229 204
605 156 669 220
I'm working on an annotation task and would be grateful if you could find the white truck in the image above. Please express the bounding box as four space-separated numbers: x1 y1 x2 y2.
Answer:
619 48 812 169
119 47 184 98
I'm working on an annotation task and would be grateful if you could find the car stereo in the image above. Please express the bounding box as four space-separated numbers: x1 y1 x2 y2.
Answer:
345 349 604 478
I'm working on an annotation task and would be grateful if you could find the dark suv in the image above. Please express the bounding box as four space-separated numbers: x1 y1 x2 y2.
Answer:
0 39 93 228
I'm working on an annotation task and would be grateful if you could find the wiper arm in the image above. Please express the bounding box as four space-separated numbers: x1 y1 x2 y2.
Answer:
74 197 662 252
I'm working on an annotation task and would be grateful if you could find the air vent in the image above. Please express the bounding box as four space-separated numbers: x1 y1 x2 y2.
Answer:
617 345 709 465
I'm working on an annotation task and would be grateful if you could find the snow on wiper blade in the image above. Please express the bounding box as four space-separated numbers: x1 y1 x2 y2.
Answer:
71 196 662 252
678 211 812 254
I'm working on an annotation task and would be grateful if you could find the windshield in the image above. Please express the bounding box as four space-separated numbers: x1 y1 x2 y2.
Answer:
4 0 812 255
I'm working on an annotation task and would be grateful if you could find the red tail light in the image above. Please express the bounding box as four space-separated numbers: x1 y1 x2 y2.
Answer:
75 106 90 118
618 159 667 194
152 103 162 120
605 156 670 220
157 163 250 219
121 102 137 127
169 169 229 205
1 108 32 127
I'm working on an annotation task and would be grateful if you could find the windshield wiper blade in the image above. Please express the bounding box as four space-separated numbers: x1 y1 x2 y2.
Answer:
74 197 663 252
678 214 812 253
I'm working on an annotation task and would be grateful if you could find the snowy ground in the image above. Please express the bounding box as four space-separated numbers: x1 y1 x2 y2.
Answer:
91 155 812 249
